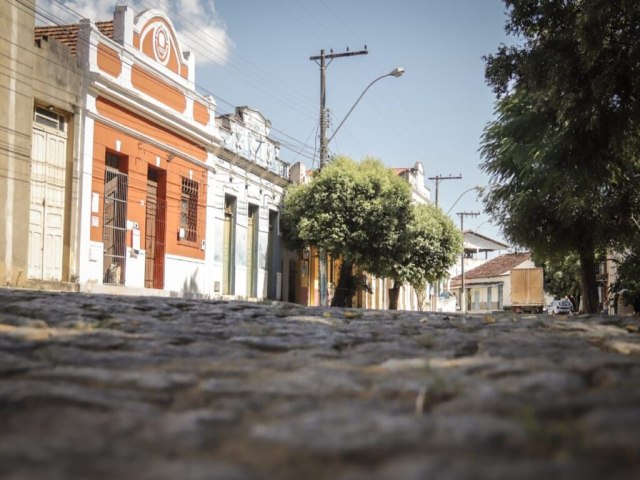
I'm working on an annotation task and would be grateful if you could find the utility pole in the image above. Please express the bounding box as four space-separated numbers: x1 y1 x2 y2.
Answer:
428 174 462 207
310 47 368 307
427 174 461 312
457 211 480 314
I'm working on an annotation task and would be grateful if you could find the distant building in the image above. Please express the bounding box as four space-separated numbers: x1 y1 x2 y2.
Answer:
392 162 431 204
439 230 510 312
450 251 534 312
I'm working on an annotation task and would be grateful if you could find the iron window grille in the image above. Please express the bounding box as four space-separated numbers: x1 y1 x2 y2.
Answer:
180 177 199 242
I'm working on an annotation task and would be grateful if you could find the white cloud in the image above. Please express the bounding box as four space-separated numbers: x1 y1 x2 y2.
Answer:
38 0 232 65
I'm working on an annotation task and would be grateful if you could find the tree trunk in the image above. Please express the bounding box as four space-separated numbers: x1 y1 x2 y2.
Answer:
415 285 427 312
578 246 599 314
331 261 353 308
388 280 401 310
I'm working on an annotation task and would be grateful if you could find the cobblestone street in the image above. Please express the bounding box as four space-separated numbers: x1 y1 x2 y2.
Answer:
1 288 639 479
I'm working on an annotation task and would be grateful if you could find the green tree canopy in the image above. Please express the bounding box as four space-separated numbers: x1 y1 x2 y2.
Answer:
281 157 462 309
281 156 413 272
388 203 462 290
481 0 640 313
611 246 640 314
534 252 582 305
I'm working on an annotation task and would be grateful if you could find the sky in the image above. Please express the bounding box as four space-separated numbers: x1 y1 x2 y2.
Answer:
40 0 512 243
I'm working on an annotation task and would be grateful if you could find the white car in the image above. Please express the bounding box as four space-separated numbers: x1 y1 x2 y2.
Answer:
547 299 573 315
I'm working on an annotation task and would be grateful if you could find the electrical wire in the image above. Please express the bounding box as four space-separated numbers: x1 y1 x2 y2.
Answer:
1 21 318 168
27 0 320 162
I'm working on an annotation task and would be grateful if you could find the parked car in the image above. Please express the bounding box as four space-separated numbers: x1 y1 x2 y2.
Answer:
547 299 573 315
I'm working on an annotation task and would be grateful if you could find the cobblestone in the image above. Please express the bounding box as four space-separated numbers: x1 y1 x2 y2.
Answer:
1 288 639 479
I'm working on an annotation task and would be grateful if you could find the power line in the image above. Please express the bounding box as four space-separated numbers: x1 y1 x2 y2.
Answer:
428 174 463 207
27 0 319 163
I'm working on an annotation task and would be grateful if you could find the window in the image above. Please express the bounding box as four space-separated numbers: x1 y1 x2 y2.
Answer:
180 177 198 242
34 106 66 132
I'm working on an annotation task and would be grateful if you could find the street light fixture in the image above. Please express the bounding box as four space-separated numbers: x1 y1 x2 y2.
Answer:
315 66 405 307
446 185 484 215
327 67 405 145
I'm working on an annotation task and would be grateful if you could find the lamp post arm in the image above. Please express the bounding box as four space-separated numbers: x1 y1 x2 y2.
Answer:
328 74 386 145
446 186 483 215
327 67 404 145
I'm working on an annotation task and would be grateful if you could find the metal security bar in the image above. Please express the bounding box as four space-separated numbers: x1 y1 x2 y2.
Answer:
180 177 199 243
103 168 128 285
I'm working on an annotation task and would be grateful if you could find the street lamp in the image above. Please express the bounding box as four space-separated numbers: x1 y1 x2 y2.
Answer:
327 67 405 145
315 66 405 307
446 186 484 215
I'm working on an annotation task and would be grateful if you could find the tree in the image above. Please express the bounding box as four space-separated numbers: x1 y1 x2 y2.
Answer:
534 252 582 309
610 244 640 314
280 156 414 307
281 157 462 310
381 203 462 310
481 0 640 313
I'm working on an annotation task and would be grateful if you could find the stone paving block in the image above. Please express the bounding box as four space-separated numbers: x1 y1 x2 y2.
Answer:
1 288 639 479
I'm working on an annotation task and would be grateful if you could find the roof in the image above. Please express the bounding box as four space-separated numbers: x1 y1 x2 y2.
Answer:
451 252 531 283
392 167 410 175
463 229 510 252
35 21 114 56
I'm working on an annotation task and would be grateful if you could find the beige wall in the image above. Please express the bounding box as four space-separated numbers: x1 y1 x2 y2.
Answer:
32 36 83 282
0 1 82 285
0 0 36 285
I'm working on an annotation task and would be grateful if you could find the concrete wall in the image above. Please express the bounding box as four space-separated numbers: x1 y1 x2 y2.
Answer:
0 0 35 285
32 35 83 283
0 1 82 286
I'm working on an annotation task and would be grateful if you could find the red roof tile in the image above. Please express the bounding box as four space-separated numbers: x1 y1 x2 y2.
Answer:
35 21 113 56
451 252 532 283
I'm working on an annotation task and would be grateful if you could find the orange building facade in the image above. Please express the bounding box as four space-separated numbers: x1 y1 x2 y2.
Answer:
34 6 289 298
76 7 215 292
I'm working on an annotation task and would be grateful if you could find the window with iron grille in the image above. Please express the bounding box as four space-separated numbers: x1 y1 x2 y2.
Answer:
180 177 198 242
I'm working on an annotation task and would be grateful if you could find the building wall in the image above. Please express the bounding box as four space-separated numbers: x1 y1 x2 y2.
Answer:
464 280 505 312
453 260 537 312
88 111 208 291
1 0 84 286
0 0 36 285
11 5 288 299
32 37 84 284
213 111 287 300
72 6 291 299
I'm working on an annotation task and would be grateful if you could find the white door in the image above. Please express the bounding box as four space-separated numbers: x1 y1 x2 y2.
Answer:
28 109 67 281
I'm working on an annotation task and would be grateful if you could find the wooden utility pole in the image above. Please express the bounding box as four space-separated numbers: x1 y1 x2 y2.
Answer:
309 48 368 306
457 211 480 314
310 48 368 169
429 174 462 207
427 174 461 311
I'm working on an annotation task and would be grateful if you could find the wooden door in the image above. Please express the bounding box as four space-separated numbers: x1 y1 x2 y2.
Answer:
223 197 235 295
28 118 66 281
246 205 258 298
144 169 165 289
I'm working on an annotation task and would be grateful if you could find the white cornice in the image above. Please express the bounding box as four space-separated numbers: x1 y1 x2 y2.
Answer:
215 146 290 188
87 109 215 174
90 75 221 148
